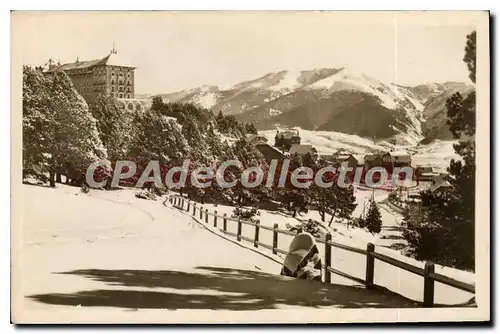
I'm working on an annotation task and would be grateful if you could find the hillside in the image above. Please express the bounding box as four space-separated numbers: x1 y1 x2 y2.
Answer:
419 85 475 142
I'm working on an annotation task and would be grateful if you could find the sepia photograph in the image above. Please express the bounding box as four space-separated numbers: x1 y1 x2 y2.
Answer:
10 10 490 324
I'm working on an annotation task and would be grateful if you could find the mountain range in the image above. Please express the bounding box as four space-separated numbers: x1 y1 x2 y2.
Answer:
157 67 474 145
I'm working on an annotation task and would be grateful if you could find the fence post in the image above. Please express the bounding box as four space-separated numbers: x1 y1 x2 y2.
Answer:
237 217 242 241
181 198 184 209
205 209 209 224
213 210 218 227
186 200 190 212
272 223 278 254
200 207 203 220
223 213 227 232
324 233 332 284
254 221 260 248
366 243 375 288
192 203 196 216
169 197 172 204
423 261 435 308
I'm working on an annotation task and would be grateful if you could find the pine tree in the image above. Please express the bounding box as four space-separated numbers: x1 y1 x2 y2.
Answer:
23 68 107 187
403 30 476 270
48 71 107 186
151 95 164 111
22 66 53 181
365 200 382 234
90 94 133 161
129 110 189 163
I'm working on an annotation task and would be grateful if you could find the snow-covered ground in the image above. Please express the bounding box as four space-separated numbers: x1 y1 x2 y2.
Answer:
177 186 474 306
15 183 434 323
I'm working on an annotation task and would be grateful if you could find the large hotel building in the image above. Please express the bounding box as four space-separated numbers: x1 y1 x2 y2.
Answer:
46 47 147 111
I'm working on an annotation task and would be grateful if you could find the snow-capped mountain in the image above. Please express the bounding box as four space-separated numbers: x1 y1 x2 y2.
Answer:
157 67 473 145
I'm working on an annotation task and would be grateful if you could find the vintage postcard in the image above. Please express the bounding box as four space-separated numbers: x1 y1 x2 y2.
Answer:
11 11 490 323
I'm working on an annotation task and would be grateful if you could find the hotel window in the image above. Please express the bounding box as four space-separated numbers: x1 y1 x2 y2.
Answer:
127 87 130 92
111 80 114 85
111 87 114 92
127 94 131 98
118 93 123 98
119 87 123 92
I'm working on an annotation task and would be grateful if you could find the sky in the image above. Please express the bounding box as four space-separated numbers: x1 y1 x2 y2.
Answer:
12 11 478 94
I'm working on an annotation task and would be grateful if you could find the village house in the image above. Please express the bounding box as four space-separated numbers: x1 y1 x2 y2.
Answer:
390 150 412 168
274 130 301 151
254 143 285 165
429 178 453 194
363 153 385 170
415 165 440 182
331 153 358 170
245 134 268 146
289 144 317 158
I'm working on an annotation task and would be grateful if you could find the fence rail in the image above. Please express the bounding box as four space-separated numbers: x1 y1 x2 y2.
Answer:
168 195 475 308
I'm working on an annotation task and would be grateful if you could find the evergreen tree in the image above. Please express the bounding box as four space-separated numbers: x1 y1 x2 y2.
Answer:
47 71 107 186
23 68 107 187
151 95 164 111
365 200 382 234
403 30 476 270
22 66 53 181
90 94 133 161
129 110 189 163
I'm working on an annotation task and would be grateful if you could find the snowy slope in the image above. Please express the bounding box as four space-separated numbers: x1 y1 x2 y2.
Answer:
17 184 432 323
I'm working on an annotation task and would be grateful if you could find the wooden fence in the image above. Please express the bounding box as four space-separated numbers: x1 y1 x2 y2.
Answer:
168 195 475 308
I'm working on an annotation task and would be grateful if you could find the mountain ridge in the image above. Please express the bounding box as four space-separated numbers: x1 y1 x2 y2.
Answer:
156 67 473 145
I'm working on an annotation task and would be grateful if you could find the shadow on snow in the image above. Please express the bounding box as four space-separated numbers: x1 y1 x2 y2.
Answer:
27 266 426 310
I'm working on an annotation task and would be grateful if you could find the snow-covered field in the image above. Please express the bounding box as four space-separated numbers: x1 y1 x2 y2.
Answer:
14 183 438 323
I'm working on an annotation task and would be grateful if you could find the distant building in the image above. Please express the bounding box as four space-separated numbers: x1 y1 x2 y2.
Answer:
45 46 147 111
415 166 439 182
390 150 412 168
254 143 285 165
364 154 385 170
274 130 301 151
246 134 268 146
332 153 358 170
289 144 317 157
429 179 453 194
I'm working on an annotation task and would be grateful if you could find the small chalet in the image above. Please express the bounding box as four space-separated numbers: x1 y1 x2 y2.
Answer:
289 144 317 157
415 166 439 181
274 130 301 151
246 134 268 146
390 150 412 168
363 154 385 170
429 179 453 194
254 143 285 165
332 153 358 169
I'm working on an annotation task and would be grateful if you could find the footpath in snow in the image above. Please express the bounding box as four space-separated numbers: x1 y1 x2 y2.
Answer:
13 184 428 323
